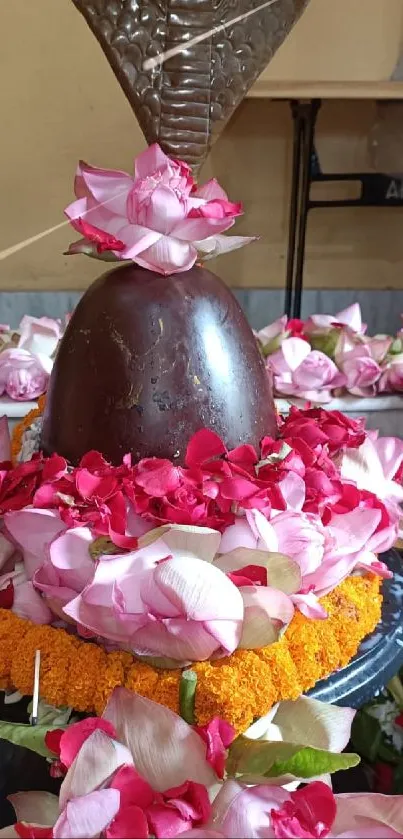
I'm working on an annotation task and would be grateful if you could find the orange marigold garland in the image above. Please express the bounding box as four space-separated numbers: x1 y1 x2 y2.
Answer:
11 394 46 463
0 574 382 733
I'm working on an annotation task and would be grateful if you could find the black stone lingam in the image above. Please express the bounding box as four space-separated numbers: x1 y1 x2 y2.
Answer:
41 264 277 465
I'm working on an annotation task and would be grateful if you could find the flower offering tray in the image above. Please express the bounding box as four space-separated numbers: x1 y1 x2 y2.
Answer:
310 549 403 708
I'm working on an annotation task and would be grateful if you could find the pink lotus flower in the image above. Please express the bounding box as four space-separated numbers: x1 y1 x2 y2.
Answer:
63 525 244 662
34 526 96 618
336 341 382 397
304 303 366 337
4 508 68 579
339 436 403 540
4 508 100 622
4 690 403 839
7 692 354 837
65 144 254 275
180 784 403 839
220 509 326 578
220 498 392 608
304 502 395 596
0 317 62 403
194 718 235 779
5 784 403 839
219 510 326 619
0 349 50 401
270 511 327 577
378 353 403 393
44 688 216 839
254 316 288 357
269 338 345 402
18 316 61 360
0 560 53 624
52 718 118 770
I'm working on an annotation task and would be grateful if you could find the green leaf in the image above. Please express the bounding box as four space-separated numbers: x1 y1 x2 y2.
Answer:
227 738 298 776
89 537 124 560
180 670 197 724
226 735 359 779
268 747 360 779
310 331 339 359
26 699 73 728
0 721 66 758
260 336 284 358
351 710 382 763
390 339 403 356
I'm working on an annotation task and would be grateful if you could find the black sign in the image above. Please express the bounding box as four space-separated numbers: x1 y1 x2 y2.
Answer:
309 173 403 208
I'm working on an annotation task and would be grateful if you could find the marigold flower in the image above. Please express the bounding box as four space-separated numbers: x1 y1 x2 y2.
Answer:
11 395 46 463
0 574 382 735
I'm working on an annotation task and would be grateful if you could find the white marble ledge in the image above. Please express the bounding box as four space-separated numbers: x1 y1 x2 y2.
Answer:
1 395 403 440
0 398 38 433
1 395 403 421
2 395 403 421
0 397 37 418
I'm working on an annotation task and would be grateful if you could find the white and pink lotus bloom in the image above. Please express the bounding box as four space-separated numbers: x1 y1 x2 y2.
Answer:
339 434 403 539
268 337 346 403
0 316 62 401
64 144 255 275
2 688 403 839
259 303 403 400
3 513 299 662
334 329 391 398
378 352 403 394
254 316 288 357
219 498 394 619
303 303 367 338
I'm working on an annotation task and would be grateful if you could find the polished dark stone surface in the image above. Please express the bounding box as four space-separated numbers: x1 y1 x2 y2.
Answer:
41 264 277 465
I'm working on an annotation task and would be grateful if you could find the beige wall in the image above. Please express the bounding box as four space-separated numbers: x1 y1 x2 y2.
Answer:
1 0 403 292
262 0 403 83
0 0 146 292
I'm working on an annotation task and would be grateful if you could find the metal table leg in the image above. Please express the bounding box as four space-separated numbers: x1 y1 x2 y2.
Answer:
284 99 321 318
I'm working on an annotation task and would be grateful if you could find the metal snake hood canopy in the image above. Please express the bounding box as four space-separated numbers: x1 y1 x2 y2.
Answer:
71 0 309 169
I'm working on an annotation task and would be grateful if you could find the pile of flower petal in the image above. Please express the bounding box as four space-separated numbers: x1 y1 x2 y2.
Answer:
0 409 402 685
257 303 403 401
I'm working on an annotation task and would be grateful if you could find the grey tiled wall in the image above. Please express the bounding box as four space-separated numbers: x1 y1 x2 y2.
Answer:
234 289 403 334
1 289 403 335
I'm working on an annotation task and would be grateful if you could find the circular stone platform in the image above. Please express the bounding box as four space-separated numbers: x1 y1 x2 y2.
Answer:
309 549 403 707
